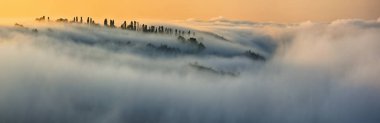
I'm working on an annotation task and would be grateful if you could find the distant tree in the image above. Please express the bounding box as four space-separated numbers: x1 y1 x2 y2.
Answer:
188 37 198 44
32 28 38 33
133 21 137 30
244 50 266 61
35 16 47 21
128 21 133 30
56 18 69 23
177 36 186 42
110 20 115 28
104 19 108 26
198 42 206 51
121 21 127 29
152 26 156 33
142 24 148 32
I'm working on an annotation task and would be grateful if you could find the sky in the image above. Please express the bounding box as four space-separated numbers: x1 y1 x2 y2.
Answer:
1 0 379 22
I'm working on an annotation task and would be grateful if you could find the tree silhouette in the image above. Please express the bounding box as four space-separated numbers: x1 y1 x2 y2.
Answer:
133 21 137 30
121 21 127 29
104 19 108 26
110 20 115 28
198 42 206 51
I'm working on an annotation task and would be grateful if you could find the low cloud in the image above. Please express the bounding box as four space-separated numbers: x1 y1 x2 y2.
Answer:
0 18 379 123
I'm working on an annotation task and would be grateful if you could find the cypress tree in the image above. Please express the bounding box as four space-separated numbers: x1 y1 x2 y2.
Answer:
104 19 108 26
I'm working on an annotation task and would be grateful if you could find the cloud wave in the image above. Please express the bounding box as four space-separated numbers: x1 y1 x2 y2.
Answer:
0 18 379 123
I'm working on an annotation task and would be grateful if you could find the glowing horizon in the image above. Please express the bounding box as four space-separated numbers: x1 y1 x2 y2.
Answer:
1 0 379 23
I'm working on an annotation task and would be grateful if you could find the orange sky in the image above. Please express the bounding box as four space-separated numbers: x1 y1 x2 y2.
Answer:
1 0 379 22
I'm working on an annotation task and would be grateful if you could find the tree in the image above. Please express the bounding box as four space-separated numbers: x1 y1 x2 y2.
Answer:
133 21 137 30
128 21 133 30
188 37 198 44
177 36 186 42
244 50 266 61
121 21 127 29
104 19 108 26
110 20 115 28
198 42 206 51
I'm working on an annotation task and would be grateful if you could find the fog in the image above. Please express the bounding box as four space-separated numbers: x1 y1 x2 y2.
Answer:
0 18 379 123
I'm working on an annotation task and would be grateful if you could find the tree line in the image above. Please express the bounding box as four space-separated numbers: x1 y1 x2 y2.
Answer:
36 16 196 36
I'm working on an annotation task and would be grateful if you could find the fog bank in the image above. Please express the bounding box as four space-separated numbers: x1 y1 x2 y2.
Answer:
0 18 379 123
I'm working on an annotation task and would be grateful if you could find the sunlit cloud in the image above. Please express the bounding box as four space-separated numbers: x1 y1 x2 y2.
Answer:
0 17 379 123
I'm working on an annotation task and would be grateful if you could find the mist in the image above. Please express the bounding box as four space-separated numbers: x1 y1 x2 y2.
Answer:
0 18 379 123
